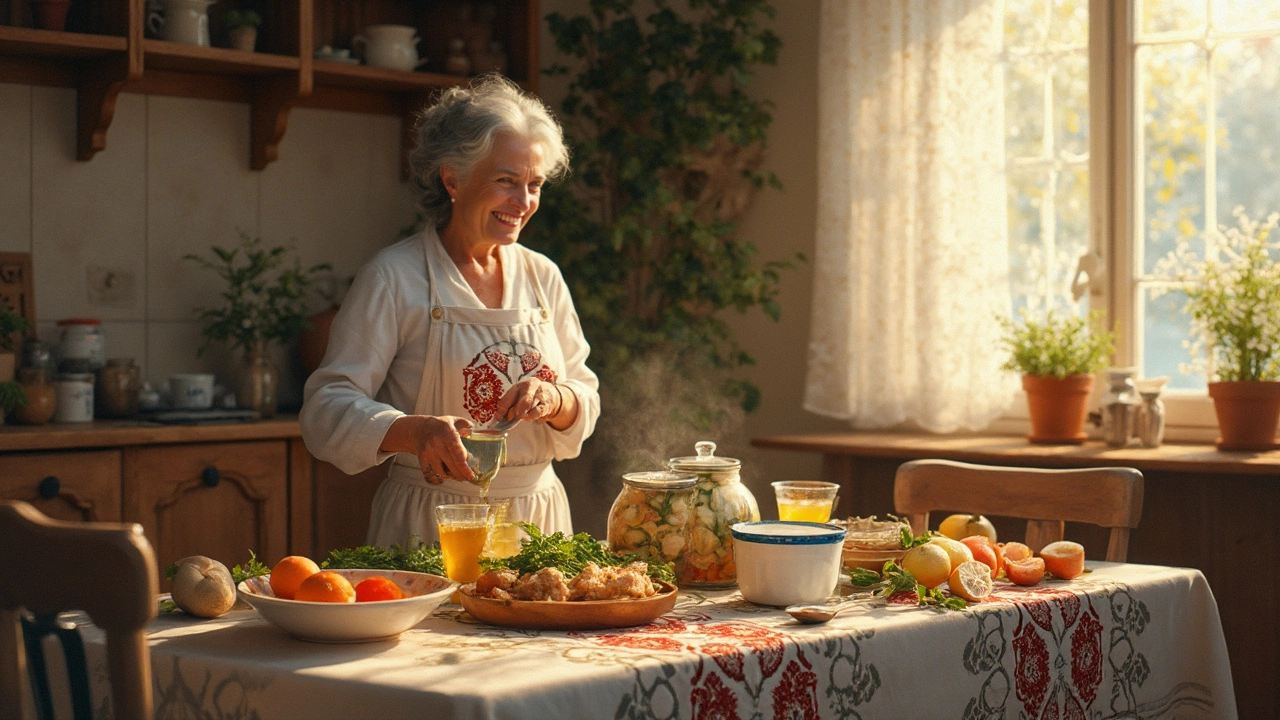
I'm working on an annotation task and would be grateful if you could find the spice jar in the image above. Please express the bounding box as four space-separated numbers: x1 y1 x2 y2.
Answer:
54 372 94 423
13 368 56 425
668 441 760 588
96 358 140 419
56 318 105 373
607 471 697 581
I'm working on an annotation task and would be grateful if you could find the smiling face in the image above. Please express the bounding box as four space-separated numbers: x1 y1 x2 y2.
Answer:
440 132 547 253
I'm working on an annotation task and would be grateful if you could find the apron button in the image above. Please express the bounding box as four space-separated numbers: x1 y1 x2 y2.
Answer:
540 309 548 320
431 307 444 320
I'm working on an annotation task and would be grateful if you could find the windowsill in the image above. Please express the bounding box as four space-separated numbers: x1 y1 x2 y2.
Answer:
751 430 1280 475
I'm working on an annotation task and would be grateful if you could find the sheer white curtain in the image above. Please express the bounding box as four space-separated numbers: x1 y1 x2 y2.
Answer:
804 0 1016 432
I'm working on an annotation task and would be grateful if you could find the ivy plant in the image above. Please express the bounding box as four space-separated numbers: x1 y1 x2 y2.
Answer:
526 0 796 413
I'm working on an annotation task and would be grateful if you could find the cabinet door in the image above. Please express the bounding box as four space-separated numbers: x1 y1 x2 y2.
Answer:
0 450 121 522
123 441 288 579
310 460 387 558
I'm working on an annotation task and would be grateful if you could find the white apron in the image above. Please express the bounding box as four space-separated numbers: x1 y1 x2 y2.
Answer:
366 236 574 547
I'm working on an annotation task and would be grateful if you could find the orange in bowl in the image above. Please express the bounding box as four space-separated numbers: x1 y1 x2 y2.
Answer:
295 571 356 603
355 576 405 602
269 555 320 600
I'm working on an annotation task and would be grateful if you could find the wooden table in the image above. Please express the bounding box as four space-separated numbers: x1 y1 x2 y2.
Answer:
751 432 1277 719
72 563 1234 719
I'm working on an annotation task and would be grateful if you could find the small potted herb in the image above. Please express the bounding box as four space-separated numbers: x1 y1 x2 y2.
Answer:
0 301 32 383
223 9 262 52
998 309 1115 444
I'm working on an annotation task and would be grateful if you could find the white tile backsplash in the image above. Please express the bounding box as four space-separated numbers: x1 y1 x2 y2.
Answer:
0 84 32 254
1 88 414 408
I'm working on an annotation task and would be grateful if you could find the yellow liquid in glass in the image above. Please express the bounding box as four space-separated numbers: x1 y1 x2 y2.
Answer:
777 499 833 523
439 522 490 583
483 522 521 558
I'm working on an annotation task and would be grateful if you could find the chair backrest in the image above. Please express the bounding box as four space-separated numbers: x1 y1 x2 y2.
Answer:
0 501 157 720
893 459 1144 562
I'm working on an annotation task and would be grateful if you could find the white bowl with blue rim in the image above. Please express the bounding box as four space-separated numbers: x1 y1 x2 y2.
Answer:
731 521 847 606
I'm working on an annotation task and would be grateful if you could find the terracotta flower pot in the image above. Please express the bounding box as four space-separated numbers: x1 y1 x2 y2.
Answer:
1208 381 1280 452
1022 374 1095 444
228 26 257 52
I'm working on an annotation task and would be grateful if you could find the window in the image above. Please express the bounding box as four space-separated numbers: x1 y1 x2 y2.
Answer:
1003 0 1280 431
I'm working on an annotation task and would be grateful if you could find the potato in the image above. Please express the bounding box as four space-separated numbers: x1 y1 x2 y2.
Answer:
170 555 237 618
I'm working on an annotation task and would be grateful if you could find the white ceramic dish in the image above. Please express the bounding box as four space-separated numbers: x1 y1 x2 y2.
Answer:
731 521 847 607
238 569 456 643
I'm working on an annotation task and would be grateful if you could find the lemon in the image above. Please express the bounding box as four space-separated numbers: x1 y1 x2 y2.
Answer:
948 560 994 602
938 514 998 543
928 536 974 573
900 543 952 589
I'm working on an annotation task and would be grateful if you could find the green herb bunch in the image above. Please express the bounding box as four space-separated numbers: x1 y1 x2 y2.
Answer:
997 309 1115 379
848 561 967 611
185 231 331 358
223 9 262 30
528 0 796 412
0 301 30 353
323 540 445 578
1154 207 1280 382
480 523 675 584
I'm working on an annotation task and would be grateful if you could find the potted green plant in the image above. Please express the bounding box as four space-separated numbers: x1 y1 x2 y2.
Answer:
186 231 330 417
1156 207 1280 451
526 0 794 458
998 309 1115 444
223 9 261 52
0 379 25 424
0 301 32 383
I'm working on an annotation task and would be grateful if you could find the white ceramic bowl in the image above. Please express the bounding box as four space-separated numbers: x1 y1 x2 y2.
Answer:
731 521 847 606
238 569 456 643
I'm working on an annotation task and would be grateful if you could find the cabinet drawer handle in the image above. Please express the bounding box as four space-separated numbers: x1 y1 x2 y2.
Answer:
38 475 60 499
202 467 220 488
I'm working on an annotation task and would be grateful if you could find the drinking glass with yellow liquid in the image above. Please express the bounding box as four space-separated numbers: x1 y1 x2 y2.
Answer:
482 498 521 559
771 481 840 523
434 504 491 585
461 429 507 497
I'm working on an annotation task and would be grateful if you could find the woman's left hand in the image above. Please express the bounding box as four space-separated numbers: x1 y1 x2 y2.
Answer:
494 378 563 425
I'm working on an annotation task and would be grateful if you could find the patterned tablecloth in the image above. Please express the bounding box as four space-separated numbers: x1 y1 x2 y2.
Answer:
78 562 1235 719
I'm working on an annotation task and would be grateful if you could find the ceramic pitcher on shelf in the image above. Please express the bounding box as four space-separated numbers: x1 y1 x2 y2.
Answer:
353 25 428 71
147 0 216 46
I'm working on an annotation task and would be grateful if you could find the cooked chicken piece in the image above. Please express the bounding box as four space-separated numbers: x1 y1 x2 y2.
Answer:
513 566 569 601
606 564 657 599
474 568 519 598
568 562 609 601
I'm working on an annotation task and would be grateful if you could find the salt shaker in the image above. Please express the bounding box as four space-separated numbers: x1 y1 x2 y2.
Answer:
1134 376 1170 448
1100 367 1140 447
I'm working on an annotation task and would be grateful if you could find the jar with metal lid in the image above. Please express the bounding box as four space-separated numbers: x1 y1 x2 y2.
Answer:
96 358 140 419
54 372 94 423
56 318 105 372
607 471 697 581
668 441 760 588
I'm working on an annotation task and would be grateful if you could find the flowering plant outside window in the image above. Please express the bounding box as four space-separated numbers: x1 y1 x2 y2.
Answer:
1156 208 1280 383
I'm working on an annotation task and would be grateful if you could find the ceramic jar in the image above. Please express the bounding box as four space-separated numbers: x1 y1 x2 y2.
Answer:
54 373 94 423
13 368 56 425
237 340 279 417
667 441 760 588
147 0 215 46
607 471 697 581
56 318 104 373
96 358 140 419
353 25 426 71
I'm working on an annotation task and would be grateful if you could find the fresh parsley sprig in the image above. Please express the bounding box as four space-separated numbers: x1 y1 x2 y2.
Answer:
480 523 675 583
322 538 444 577
848 561 967 611
230 550 270 584
899 526 933 549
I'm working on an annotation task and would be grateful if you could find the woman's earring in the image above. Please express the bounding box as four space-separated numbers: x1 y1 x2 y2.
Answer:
450 195 456 203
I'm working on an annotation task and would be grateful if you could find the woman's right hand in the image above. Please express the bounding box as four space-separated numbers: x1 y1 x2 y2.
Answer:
381 415 474 484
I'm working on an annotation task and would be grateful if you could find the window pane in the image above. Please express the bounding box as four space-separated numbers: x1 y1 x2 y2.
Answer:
1006 56 1046 158
1051 0 1088 47
1214 37 1280 223
1138 42 1208 275
1211 0 1280 31
1141 285 1204 391
1054 53 1089 156
1006 0 1049 47
1140 0 1207 35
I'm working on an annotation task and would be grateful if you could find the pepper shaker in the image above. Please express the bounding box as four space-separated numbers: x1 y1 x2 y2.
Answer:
1134 376 1170 448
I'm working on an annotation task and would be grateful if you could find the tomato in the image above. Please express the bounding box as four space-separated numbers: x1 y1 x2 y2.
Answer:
354 576 405 602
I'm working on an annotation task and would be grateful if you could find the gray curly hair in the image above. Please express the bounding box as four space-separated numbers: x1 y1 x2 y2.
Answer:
408 74 570 229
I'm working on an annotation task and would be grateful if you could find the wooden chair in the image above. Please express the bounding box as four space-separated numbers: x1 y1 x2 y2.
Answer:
893 459 1144 562
0 501 157 720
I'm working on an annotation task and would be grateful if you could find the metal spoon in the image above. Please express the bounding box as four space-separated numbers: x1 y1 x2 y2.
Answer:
785 594 884 624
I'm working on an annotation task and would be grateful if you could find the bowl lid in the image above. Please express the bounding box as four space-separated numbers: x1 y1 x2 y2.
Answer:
668 440 740 471
622 471 697 490
731 521 846 545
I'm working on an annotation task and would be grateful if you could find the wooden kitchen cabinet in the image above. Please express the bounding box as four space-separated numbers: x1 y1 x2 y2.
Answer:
0 0 540 170
123 440 289 579
0 449 121 522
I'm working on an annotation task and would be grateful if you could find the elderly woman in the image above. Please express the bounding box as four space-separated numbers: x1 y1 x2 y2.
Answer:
301 76 600 547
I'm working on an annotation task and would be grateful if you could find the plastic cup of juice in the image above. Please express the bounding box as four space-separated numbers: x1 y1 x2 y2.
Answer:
434 503 491 586
771 481 840 523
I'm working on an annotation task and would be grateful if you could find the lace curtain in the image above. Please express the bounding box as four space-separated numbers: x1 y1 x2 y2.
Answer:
805 0 1017 432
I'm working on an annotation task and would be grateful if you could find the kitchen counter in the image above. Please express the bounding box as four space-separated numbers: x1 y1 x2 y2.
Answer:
0 415 302 452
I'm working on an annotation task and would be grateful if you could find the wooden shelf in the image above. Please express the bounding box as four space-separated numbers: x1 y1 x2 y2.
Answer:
0 0 539 171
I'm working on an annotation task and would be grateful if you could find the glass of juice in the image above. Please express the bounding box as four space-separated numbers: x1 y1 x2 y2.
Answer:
461 429 507 496
482 498 521 559
434 503 492 585
771 481 840 523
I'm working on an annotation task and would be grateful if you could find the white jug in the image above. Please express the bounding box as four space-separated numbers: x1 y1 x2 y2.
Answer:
353 25 427 71
147 0 216 46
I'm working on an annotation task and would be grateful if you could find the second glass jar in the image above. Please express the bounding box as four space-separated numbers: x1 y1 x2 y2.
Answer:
668 441 760 588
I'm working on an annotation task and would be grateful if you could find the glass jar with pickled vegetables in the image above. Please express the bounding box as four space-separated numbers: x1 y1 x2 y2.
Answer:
607 471 697 578
668 441 760 588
